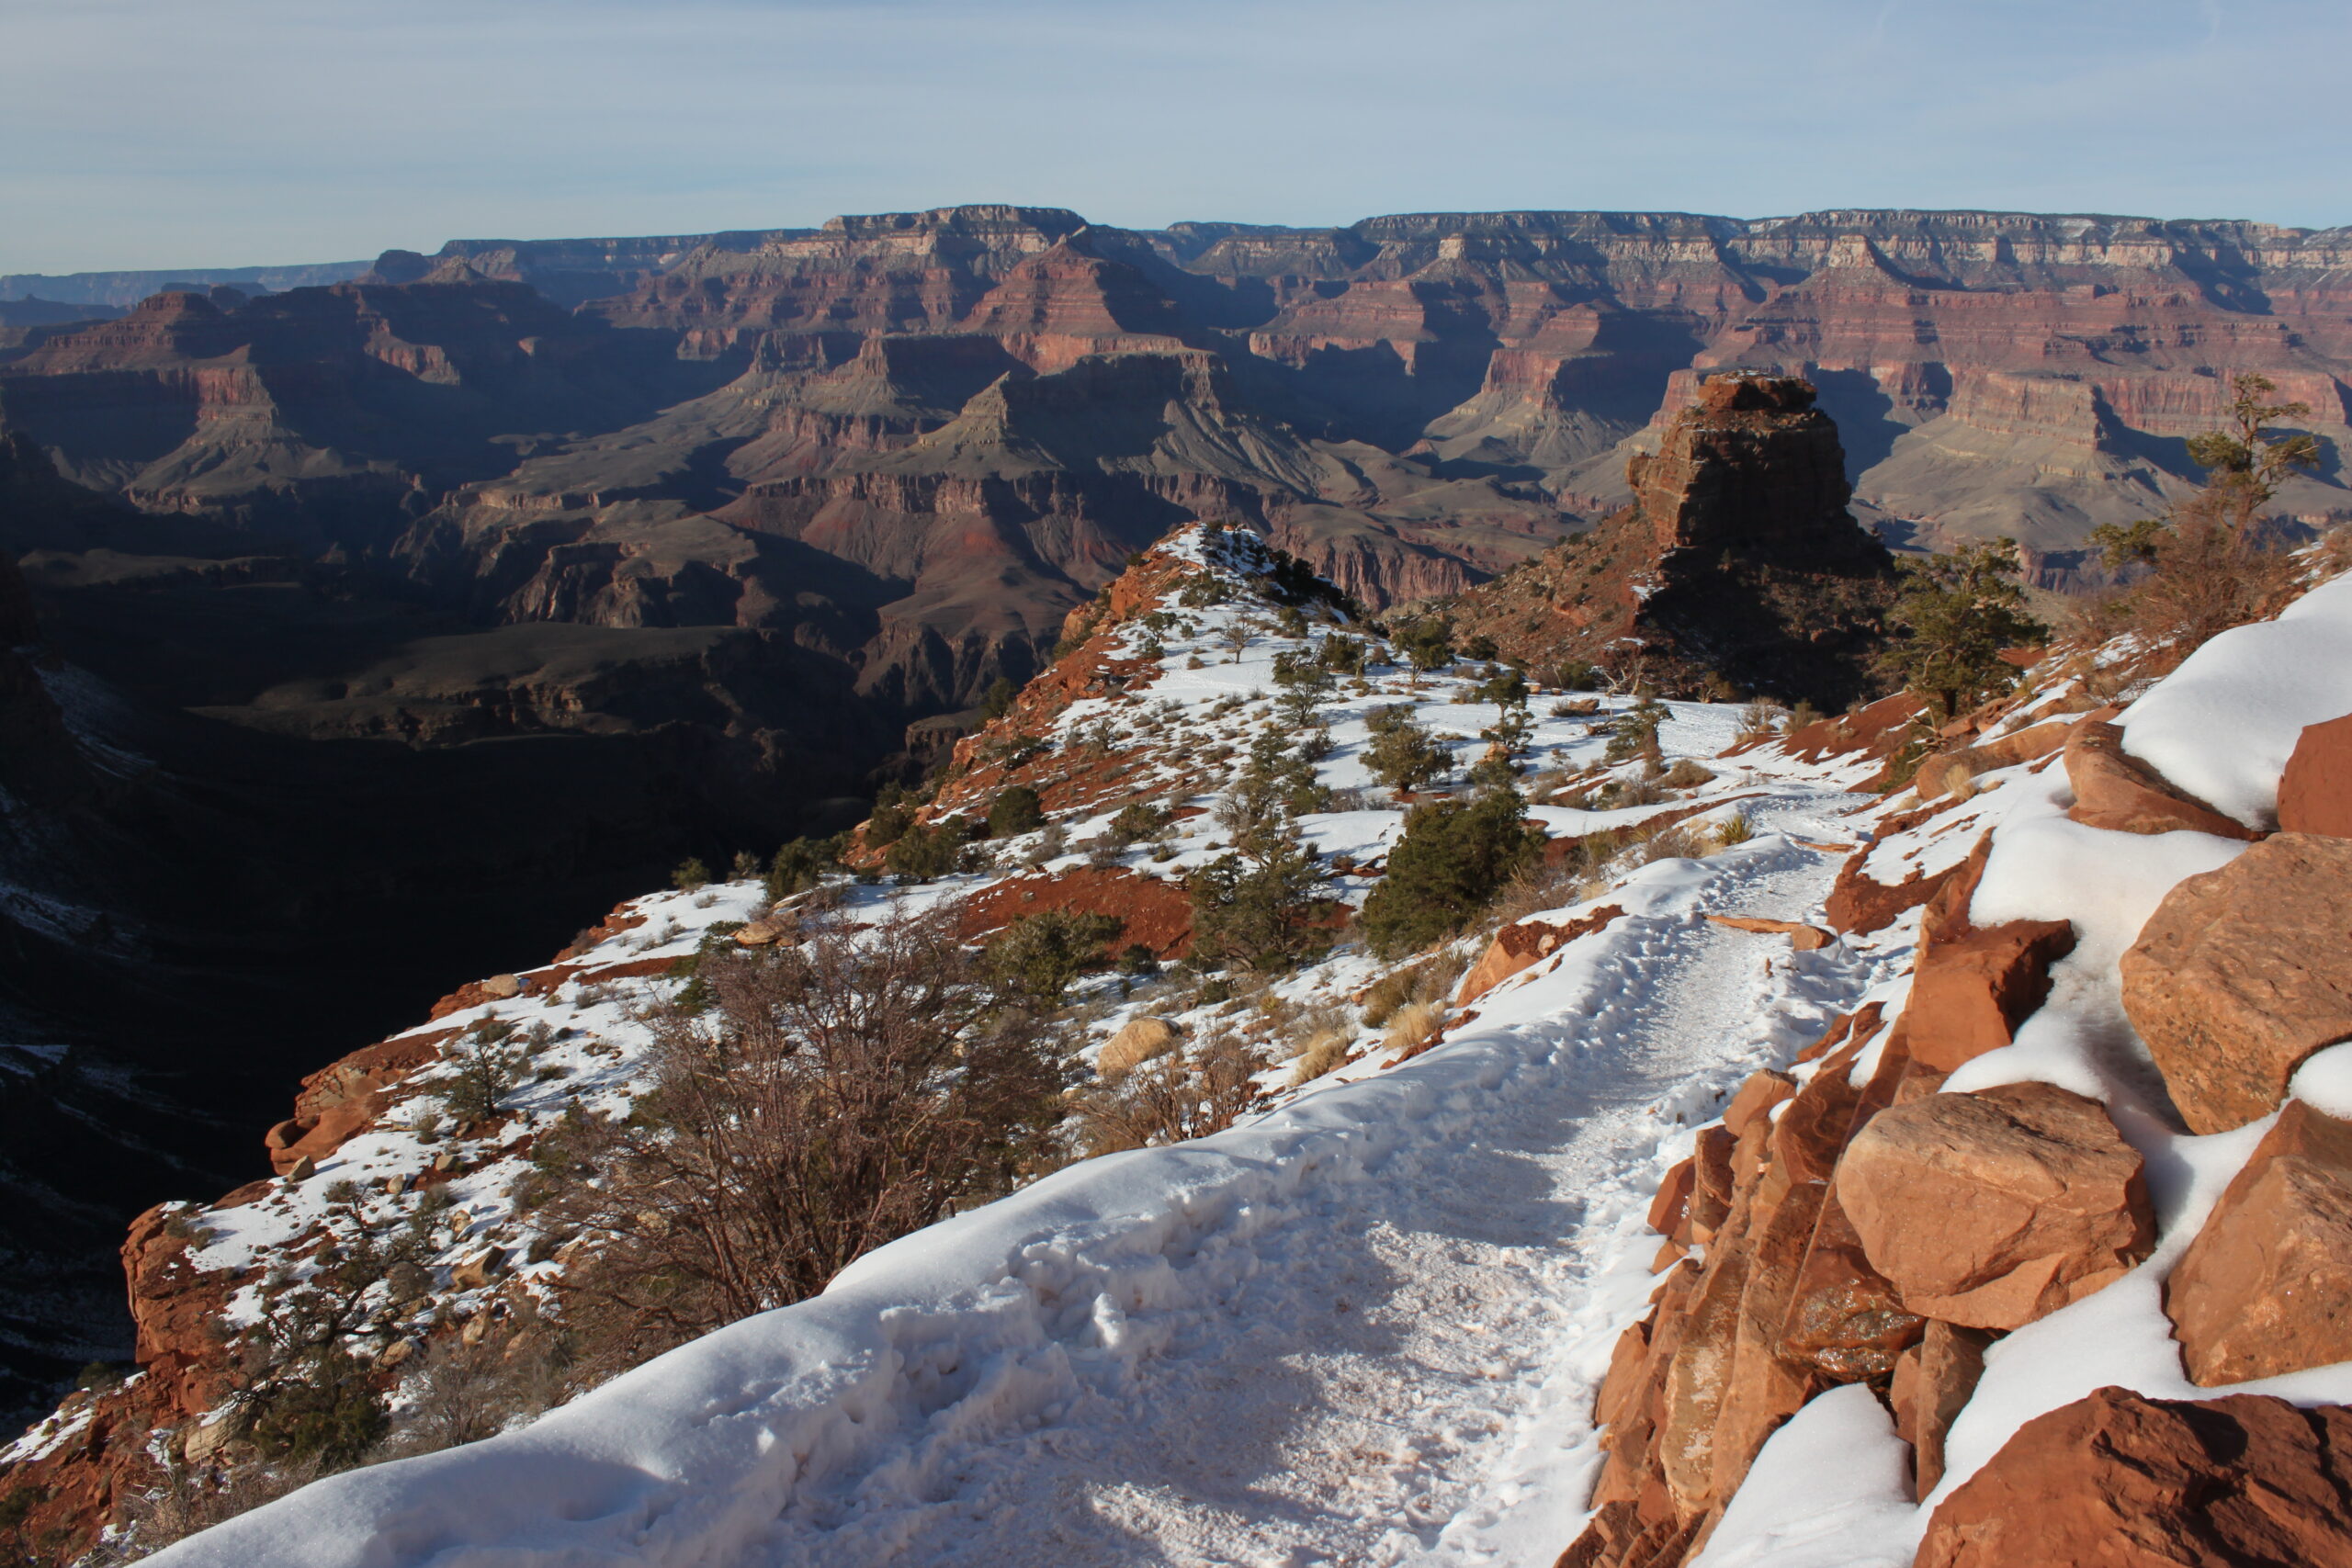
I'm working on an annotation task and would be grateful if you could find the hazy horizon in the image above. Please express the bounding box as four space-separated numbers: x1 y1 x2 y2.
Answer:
5 0 2350 275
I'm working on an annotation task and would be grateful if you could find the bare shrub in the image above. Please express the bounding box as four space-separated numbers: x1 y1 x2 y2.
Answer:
112 1454 324 1560
385 1310 563 1455
1072 1032 1267 1155
1735 699 1786 740
541 908 1072 1381
2120 499 2295 663
1630 823 1703 867
1659 759 1715 789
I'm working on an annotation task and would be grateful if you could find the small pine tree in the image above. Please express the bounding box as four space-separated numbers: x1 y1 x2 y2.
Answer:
445 1021 525 1124
1395 618 1454 673
884 818 970 882
1471 665 1530 709
1106 800 1169 844
987 784 1046 838
670 856 712 892
1317 635 1369 676
864 787 918 850
1188 839 1322 972
1880 539 2047 722
1604 692 1668 765
979 676 1021 720
1363 713 1452 794
766 836 835 900
2087 373 2319 655
1360 789 1545 959
1191 734 1327 970
982 910 1125 1006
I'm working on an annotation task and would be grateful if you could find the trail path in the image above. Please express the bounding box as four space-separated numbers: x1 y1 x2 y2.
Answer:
766 792 1884 1568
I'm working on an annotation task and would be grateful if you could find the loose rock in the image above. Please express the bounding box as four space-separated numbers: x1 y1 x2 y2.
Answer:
2166 1099 2352 1384
2121 832 2352 1133
1917 1386 2352 1567
1838 1082 2152 1330
2064 720 2257 839
2278 712 2352 838
1891 1320 1992 1499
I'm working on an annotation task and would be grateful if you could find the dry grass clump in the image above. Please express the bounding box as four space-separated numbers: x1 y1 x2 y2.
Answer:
1608 776 1669 808
1383 1000 1445 1057
1099 1016 1182 1078
1287 1031 1352 1086
1358 952 1468 1028
1660 759 1715 789
1711 813 1757 850
1276 1000 1349 1056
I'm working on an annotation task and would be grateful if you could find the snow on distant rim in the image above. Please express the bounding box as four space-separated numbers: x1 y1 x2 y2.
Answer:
2119 570 2352 829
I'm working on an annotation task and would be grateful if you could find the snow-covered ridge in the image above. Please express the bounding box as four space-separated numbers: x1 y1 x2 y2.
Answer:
13 521 2074 1566
85 511 2352 1568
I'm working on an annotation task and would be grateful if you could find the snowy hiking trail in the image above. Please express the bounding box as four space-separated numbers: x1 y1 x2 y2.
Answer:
142 791 1895 1568
763 791 1882 1568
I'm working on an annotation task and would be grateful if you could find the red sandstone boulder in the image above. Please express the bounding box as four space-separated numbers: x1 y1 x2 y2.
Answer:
1647 1157 1696 1237
2120 833 2352 1134
1723 1068 1797 1139
1685 1126 1738 1244
2278 712 2352 838
2167 1099 2352 1385
266 1088 391 1176
1892 1320 1992 1499
1456 905 1624 1005
2064 720 2256 840
1824 854 1960 936
1777 1032 1924 1381
1838 1082 2151 1330
1917 1386 2352 1567
1899 838 2075 1074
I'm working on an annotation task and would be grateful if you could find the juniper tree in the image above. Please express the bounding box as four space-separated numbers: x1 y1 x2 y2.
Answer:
1879 540 2045 722
1360 788 1545 958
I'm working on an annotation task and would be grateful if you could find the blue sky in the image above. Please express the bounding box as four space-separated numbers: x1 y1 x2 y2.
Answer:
4 0 2348 273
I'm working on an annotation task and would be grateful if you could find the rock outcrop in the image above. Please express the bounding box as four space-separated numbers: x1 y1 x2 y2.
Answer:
2121 833 2352 1134
1917 1387 2352 1568
1891 1320 1992 1499
1455 905 1625 1004
2278 713 2352 838
1838 1082 2153 1330
2064 721 2256 839
1445 376 1901 706
2166 1099 2352 1385
1566 1021 1937 1566
1894 837 2075 1074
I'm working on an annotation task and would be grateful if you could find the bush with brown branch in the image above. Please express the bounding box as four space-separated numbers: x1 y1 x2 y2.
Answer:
540 908 1074 1380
